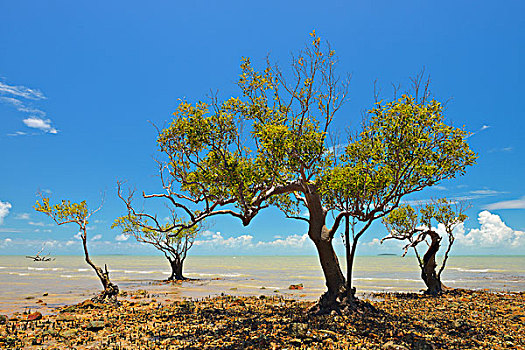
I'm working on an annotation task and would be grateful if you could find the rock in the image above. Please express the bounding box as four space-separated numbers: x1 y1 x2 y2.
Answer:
27 312 42 321
56 313 76 321
0 315 7 324
86 320 105 331
289 322 308 337
288 284 304 290
382 341 409 350
60 329 78 338
60 305 76 313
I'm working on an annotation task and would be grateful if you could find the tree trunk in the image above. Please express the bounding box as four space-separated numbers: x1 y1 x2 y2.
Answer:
305 190 347 313
92 265 120 303
345 216 352 294
81 233 119 303
167 257 186 281
421 231 443 295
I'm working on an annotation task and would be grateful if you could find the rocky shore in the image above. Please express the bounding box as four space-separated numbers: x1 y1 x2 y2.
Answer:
0 289 523 349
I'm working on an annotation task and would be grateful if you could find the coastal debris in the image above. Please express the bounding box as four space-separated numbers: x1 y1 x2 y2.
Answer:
25 244 55 261
288 284 304 290
26 312 42 321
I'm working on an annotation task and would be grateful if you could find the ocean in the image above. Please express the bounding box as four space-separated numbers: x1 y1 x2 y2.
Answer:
1 255 523 315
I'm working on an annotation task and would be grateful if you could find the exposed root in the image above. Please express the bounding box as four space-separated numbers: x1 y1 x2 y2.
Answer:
309 288 379 316
91 283 120 305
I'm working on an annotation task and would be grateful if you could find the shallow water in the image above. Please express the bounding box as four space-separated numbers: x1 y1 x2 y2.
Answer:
1 255 523 314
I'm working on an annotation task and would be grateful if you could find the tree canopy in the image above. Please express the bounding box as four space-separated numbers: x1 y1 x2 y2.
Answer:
35 195 119 302
119 32 476 313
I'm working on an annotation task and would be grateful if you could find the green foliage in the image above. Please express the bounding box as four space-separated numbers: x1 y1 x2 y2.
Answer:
321 95 477 220
156 32 340 218
34 197 89 225
383 198 467 240
112 215 199 246
382 205 419 236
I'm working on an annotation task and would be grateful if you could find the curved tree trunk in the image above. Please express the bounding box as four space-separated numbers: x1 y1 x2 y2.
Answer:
306 190 347 313
81 233 119 303
166 256 186 281
421 231 444 295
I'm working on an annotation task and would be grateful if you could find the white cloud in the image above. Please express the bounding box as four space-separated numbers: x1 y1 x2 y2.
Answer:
0 238 12 248
29 221 47 226
0 201 12 224
0 96 46 116
23 117 58 134
0 81 46 100
7 131 28 137
455 211 525 248
15 213 30 220
66 240 76 246
484 196 525 210
194 231 316 253
194 231 254 249
74 232 82 240
469 189 502 196
201 230 215 237
489 147 513 153
115 234 129 241
91 234 102 241
0 228 21 233
256 233 309 249
365 238 382 247
468 124 490 138
0 80 58 136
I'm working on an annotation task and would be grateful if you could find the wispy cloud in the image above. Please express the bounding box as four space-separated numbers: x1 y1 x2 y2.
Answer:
489 147 513 153
7 131 28 137
469 189 503 196
28 221 51 227
402 188 502 206
0 96 46 116
0 80 58 135
0 200 12 224
0 228 22 233
14 213 30 220
484 196 525 210
0 82 46 100
468 124 490 138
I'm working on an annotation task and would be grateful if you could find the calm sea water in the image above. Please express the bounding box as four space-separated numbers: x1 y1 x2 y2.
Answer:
1 255 523 314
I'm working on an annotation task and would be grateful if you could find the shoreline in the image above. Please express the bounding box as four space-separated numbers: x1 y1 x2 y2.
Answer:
2 276 524 317
2 255 524 319
1 288 523 349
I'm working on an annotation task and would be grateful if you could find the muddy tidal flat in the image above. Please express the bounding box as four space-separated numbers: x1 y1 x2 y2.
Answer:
1 289 523 349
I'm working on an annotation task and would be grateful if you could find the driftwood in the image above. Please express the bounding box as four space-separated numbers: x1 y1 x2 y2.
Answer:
26 245 55 261
25 255 55 261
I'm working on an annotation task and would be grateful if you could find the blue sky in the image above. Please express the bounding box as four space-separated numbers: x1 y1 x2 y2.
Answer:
0 1 524 256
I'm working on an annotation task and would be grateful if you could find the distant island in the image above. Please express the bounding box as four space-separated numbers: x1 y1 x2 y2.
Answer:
378 253 397 256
